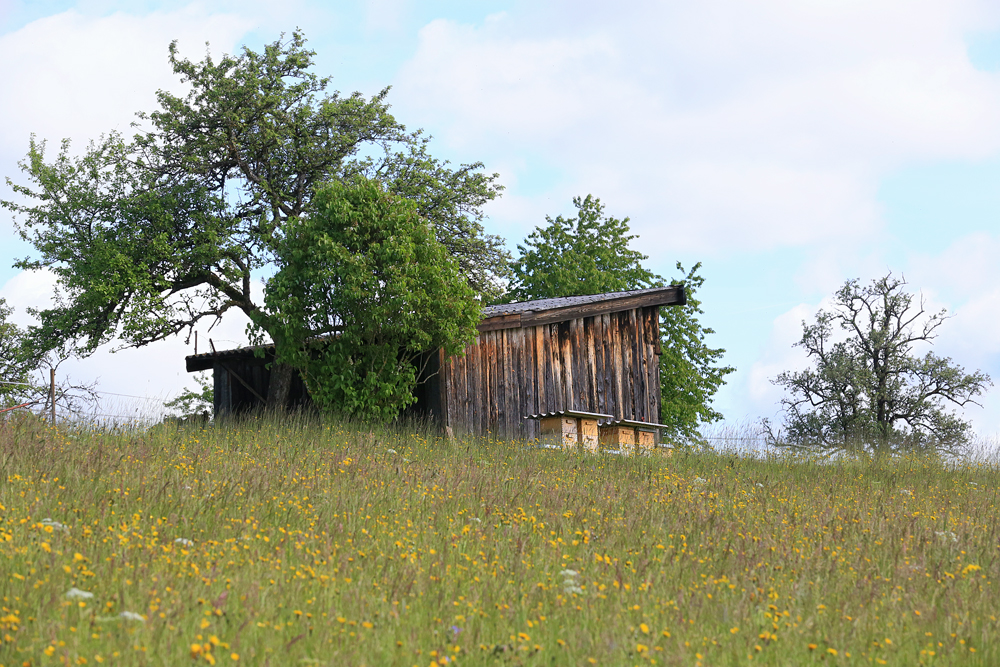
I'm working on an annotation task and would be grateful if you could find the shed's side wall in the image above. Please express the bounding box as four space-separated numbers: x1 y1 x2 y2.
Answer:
441 306 662 440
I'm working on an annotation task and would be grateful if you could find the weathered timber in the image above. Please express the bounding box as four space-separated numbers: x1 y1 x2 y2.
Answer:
187 285 686 435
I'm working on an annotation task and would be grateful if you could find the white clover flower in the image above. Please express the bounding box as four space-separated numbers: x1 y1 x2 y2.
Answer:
65 587 94 600
118 611 145 622
175 538 194 547
693 477 708 486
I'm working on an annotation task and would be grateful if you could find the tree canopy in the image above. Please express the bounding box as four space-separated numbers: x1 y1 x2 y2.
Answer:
3 31 508 379
770 274 991 453
508 196 734 440
260 179 480 421
507 195 659 301
0 298 41 408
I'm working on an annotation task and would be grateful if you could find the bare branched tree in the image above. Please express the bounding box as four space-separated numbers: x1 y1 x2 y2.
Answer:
769 274 991 454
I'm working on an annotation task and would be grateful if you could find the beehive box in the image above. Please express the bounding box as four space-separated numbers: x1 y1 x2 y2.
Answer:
636 428 657 450
538 414 603 451
579 417 599 452
539 416 578 449
599 424 637 450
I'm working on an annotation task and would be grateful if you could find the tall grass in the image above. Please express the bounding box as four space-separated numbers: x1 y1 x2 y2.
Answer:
1 414 998 666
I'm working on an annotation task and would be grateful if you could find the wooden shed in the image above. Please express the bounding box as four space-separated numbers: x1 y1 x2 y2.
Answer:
415 285 685 440
185 285 686 438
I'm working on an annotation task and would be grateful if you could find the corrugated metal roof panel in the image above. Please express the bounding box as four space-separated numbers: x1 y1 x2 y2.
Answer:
482 285 681 318
524 410 615 420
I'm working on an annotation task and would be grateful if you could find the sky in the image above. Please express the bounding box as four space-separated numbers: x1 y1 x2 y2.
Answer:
2 0 1000 435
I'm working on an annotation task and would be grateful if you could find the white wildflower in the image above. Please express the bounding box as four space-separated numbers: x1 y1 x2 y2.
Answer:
175 538 194 547
560 568 583 594
755 483 764 488
470 517 481 523
65 587 94 600
693 477 708 487
935 531 958 543
41 518 69 532
387 448 398 455
901 489 913 496
119 611 145 622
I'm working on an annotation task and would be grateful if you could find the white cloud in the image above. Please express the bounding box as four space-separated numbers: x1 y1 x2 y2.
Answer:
0 6 253 233
394 1 1000 257
744 302 816 414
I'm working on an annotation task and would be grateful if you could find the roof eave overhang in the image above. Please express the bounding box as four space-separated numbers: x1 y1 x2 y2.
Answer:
477 284 686 333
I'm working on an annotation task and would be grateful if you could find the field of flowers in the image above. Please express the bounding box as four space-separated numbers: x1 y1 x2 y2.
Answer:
0 414 998 666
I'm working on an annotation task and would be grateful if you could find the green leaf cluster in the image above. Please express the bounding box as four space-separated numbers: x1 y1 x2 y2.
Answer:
508 195 659 301
0 299 44 407
508 196 734 440
3 31 507 367
772 274 992 453
163 372 214 419
261 179 480 421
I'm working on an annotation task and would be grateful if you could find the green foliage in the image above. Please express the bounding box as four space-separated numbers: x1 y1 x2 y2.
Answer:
0 298 43 407
659 263 735 439
3 31 507 362
771 274 992 453
4 416 1000 664
163 372 214 419
261 179 480 421
508 196 733 440
508 195 659 301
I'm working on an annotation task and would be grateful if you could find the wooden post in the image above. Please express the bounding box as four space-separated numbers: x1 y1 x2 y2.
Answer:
49 368 56 424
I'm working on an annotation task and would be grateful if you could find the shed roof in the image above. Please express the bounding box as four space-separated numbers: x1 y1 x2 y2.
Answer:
478 284 685 332
185 285 686 371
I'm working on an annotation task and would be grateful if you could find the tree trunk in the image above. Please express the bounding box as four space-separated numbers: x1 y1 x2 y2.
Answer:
266 362 294 412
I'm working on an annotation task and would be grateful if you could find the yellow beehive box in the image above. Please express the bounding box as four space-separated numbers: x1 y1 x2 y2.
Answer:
636 428 657 450
579 417 600 452
599 424 636 449
539 416 578 449
528 411 615 451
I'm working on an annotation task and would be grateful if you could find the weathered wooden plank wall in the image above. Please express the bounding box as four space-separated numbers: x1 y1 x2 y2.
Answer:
441 306 662 440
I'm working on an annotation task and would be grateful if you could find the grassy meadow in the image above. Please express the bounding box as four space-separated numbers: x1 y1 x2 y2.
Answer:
0 415 998 666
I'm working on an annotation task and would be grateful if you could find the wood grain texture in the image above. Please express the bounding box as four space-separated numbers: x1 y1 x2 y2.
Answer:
438 304 669 440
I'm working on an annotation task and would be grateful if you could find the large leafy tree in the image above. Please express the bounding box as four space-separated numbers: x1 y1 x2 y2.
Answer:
3 31 507 405
0 298 41 408
508 195 734 440
507 195 659 300
771 274 991 453
261 179 480 421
